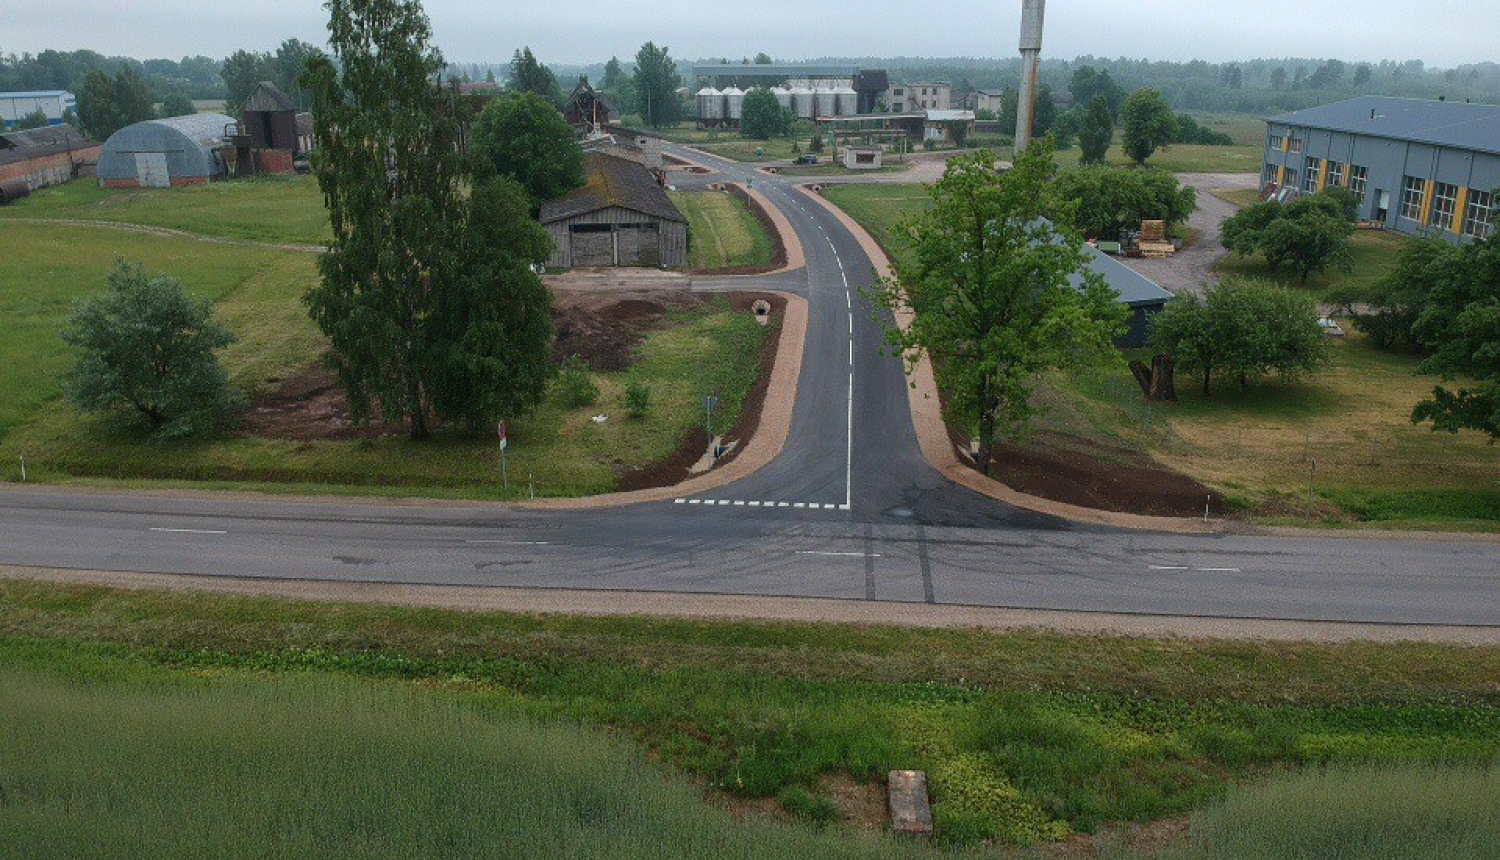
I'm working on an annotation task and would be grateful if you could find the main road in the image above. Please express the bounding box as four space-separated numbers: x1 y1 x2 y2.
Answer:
2 144 1497 629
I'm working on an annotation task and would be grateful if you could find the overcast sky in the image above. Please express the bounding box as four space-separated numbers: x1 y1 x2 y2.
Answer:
7 0 1497 67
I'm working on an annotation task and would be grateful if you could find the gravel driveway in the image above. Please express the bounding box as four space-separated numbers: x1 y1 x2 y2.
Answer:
1119 172 1260 297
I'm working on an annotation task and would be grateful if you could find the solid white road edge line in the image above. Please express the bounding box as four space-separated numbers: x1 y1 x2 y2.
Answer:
148 527 228 535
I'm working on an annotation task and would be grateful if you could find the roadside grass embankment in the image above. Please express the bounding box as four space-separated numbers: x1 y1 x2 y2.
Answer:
0 213 770 499
668 189 773 271
821 182 1500 530
2 580 1499 851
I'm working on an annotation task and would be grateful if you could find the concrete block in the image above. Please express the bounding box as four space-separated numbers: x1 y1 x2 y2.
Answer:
887 770 932 835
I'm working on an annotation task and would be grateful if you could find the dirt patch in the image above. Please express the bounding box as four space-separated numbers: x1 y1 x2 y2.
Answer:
552 290 707 372
948 421 1223 519
821 773 887 831
241 363 402 441
688 185 788 276
616 292 785 491
1038 816 1192 859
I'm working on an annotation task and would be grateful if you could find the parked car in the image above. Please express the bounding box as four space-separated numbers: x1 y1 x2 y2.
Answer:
1317 317 1346 337
793 154 818 165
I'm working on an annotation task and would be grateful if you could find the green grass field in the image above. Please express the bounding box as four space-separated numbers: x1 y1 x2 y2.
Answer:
3 580 1499 851
0 175 330 246
1217 222 1410 301
669 190 773 271
0 636 932 860
1125 764 1500 860
0 209 770 499
1049 143 1264 175
821 183 1500 529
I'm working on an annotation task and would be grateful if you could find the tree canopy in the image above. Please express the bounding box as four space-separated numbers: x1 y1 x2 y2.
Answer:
1148 278 1328 396
869 143 1126 474
60 261 243 439
1069 66 1125 119
470 91 585 211
303 0 555 440
77 68 155 139
1221 192 1355 284
1076 96 1114 165
509 47 560 105
158 92 197 118
631 42 682 128
1052 165 1196 240
740 87 792 140
1119 88 1177 165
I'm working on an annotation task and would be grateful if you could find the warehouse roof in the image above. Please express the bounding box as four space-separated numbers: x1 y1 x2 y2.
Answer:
0 90 72 99
694 64 861 78
1077 245 1174 308
0 124 95 166
1268 96 1500 156
539 151 685 225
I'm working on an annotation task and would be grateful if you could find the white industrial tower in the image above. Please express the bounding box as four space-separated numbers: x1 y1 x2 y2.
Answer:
1015 0 1046 150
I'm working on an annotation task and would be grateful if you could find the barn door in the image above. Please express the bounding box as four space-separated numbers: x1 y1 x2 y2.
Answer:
134 153 170 188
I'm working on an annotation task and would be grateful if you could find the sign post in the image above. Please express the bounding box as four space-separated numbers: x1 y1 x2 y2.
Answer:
498 420 509 493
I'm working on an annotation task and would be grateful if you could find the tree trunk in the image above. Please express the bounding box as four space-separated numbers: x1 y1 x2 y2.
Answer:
1129 360 1155 398
975 381 994 476
1150 354 1177 402
1202 365 1212 397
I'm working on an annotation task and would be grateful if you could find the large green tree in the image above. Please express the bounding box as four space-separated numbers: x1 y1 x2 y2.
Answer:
1407 232 1500 440
470 91 584 211
1052 165 1196 240
76 68 156 139
1119 88 1177 165
1076 96 1114 164
740 87 791 140
220 49 270 112
158 92 197 118
509 47 560 105
1148 278 1328 395
1069 66 1125 119
303 0 553 440
60 261 244 439
631 42 682 128
869 144 1126 474
1221 192 1355 283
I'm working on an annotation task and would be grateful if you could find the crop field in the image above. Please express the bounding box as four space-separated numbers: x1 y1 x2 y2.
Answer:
2 580 1498 854
0 188 770 499
669 189 773 271
821 183 1500 529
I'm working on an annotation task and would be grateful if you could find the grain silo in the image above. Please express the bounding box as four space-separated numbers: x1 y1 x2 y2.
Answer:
722 87 745 122
696 87 722 123
814 87 837 119
790 87 816 120
773 86 793 113
833 85 859 116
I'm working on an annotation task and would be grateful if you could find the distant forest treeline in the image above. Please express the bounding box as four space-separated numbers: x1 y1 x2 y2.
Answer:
6 48 1498 116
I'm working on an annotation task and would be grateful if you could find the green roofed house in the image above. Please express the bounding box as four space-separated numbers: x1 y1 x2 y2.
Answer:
539 151 687 269
1262 96 1499 243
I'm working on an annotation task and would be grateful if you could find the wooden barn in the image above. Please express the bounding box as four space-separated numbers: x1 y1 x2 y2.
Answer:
562 78 619 138
539 152 687 269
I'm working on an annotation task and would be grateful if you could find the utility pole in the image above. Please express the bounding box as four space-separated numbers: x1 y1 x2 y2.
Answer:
1015 0 1047 151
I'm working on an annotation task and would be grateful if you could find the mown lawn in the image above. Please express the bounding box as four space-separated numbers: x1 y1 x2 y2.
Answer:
669 189 773 271
1049 144 1264 175
0 219 770 499
821 183 1500 529
2 580 1498 851
0 175 330 246
1217 225 1411 302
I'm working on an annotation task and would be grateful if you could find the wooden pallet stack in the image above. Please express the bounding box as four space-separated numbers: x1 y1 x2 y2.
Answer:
1138 219 1175 258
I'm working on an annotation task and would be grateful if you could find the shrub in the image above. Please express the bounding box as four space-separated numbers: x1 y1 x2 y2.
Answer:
624 380 651 418
60 260 244 439
552 355 598 408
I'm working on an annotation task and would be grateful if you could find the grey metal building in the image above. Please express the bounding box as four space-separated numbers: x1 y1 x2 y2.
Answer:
1079 246 1174 349
97 113 232 188
1262 96 1499 243
539 152 687 269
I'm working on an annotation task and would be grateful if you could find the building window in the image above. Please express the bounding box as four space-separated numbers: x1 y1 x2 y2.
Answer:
1326 161 1345 188
1349 165 1368 195
1284 168 1299 191
892 88 904 96
1264 163 1281 186
1269 133 1286 150
1463 189 1495 239
1304 158 1321 193
1289 137 1305 153
1429 182 1459 230
1400 176 1426 221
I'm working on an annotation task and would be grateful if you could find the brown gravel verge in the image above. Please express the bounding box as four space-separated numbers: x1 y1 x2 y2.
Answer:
5 565 1497 644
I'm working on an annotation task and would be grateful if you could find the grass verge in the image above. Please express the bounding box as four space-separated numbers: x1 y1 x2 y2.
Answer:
669 189 773 271
2 580 1498 849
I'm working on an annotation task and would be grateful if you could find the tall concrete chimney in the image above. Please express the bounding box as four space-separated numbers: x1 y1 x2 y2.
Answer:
1015 0 1046 151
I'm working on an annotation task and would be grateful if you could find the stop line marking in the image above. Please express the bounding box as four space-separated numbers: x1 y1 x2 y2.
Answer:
674 498 849 511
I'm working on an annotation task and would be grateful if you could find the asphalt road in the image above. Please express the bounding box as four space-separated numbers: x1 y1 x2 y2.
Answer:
2 145 1497 629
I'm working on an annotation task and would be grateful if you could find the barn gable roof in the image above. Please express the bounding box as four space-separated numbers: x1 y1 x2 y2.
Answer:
242 81 296 113
539 152 685 225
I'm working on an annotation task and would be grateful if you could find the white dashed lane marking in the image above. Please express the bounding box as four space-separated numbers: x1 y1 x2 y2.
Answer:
675 498 849 511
